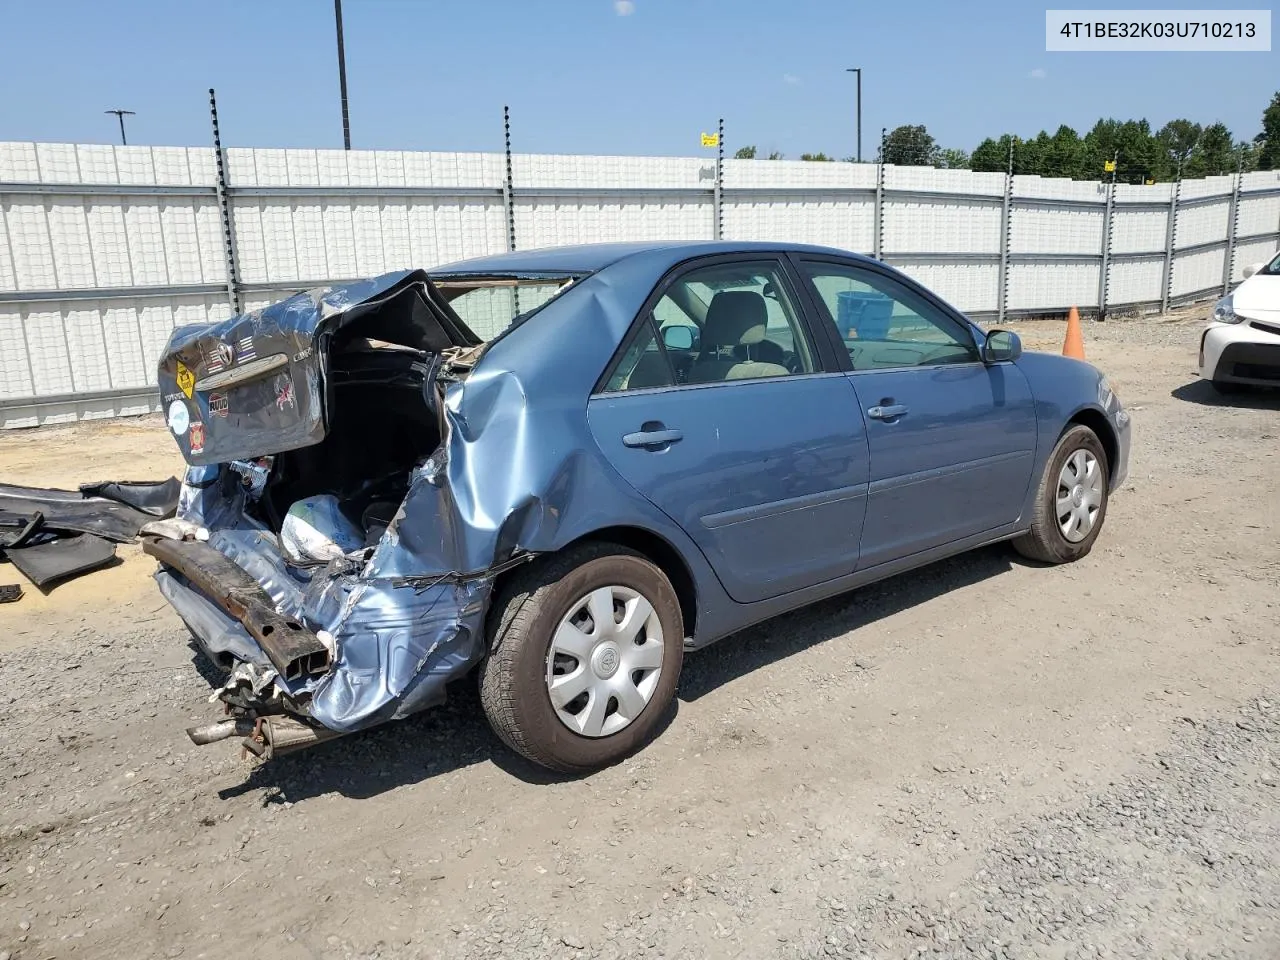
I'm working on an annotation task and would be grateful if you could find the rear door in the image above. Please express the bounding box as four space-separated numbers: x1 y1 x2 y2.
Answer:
791 256 1038 570
586 256 870 604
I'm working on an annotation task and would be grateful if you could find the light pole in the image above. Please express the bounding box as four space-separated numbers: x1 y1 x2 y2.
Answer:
334 0 352 149
104 109 135 146
845 68 862 162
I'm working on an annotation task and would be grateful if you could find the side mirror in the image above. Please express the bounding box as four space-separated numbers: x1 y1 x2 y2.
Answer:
982 329 1022 364
662 325 696 351
1243 262 1264 279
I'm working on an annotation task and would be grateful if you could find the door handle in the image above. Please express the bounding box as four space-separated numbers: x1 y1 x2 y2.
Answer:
623 428 683 448
867 403 908 420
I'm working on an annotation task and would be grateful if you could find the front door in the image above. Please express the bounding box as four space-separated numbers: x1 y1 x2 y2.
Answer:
792 257 1038 569
587 257 870 604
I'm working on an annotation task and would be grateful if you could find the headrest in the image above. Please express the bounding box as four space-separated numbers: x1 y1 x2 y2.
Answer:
704 291 767 347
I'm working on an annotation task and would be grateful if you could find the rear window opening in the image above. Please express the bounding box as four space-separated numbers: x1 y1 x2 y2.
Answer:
432 275 580 341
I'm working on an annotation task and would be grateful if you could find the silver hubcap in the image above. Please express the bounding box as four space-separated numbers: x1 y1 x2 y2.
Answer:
1056 449 1103 543
545 584 665 738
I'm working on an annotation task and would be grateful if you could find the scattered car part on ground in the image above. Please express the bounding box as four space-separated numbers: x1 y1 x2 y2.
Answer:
0 480 174 542
149 241 1131 773
0 478 179 592
5 533 117 587
1199 249 1280 393
78 477 181 517
0 583 22 603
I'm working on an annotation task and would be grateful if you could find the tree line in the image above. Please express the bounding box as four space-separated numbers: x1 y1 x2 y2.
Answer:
734 91 1280 183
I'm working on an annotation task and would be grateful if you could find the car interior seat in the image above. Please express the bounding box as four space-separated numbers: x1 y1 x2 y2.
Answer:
687 291 791 383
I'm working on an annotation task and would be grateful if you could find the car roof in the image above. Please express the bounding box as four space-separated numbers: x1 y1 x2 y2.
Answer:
428 241 876 277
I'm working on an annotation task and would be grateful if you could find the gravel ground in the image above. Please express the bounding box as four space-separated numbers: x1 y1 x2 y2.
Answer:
1 307 1278 960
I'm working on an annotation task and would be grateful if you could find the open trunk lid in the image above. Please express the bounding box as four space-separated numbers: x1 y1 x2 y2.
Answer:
157 269 480 465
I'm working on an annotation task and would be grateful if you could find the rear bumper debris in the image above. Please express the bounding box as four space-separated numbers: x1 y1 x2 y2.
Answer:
143 536 331 682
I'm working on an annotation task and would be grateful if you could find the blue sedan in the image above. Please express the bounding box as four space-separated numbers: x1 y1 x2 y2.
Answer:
152 241 1130 771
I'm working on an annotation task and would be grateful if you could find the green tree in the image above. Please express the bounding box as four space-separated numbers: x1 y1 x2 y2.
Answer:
1257 92 1280 169
935 147 970 169
881 125 938 166
799 152 832 161
734 145 757 160
970 136 1011 172
1185 122 1235 177
765 150 784 160
1043 125 1086 179
1157 119 1202 176
1084 118 1164 183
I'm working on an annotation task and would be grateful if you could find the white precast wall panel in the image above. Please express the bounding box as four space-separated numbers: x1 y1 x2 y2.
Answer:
723 196 873 250
890 261 1001 314
1172 248 1226 298
1008 262 1101 311
5 203 58 288
3 141 1278 426
1107 258 1165 305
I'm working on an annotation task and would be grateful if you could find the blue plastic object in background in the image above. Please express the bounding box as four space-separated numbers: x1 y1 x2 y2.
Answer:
836 290 895 339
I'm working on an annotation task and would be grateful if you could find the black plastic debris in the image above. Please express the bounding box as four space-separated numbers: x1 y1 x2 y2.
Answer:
0 480 177 543
5 534 116 588
79 478 181 517
0 511 46 550
0 584 21 603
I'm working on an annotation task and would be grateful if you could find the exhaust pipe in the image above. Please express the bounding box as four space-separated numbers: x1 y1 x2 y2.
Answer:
187 717 256 745
241 715 344 760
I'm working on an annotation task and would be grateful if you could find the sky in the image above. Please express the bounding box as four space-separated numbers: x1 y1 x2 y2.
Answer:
1 0 1277 158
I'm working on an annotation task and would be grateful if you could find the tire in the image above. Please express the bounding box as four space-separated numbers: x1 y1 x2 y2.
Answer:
1012 424 1110 564
478 542 684 773
1210 378 1249 396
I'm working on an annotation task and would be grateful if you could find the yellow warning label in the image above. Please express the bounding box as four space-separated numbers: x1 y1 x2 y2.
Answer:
176 361 195 399
1103 159 1116 173
701 133 719 148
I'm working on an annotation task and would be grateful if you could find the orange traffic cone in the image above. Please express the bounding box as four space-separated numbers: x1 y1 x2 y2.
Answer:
1062 306 1085 360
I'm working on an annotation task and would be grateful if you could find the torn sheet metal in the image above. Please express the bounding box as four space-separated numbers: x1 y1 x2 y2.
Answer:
156 270 480 467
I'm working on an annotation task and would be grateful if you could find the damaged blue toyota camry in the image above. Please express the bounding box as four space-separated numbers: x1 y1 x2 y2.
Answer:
149 241 1130 772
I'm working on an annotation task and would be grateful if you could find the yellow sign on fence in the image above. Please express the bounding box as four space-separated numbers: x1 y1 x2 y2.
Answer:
700 133 719 148
1103 159 1117 173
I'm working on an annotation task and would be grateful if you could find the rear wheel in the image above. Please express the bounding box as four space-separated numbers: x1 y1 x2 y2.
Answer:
1013 424 1110 564
479 543 683 773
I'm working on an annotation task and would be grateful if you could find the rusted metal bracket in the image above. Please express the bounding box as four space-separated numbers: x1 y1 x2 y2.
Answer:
142 537 331 681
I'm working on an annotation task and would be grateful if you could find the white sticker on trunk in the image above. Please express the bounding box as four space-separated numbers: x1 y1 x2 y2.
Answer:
168 400 191 436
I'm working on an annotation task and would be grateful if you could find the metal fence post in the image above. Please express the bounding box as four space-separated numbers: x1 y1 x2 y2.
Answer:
873 153 885 259
713 118 724 241
997 143 1014 324
502 105 516 253
1097 180 1115 320
209 88 241 314
1160 173 1181 313
1222 152 1243 294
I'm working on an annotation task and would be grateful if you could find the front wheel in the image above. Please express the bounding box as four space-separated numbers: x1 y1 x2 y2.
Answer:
1012 424 1110 564
479 543 684 773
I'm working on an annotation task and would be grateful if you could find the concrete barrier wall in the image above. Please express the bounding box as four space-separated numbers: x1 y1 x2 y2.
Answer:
2 141 1278 427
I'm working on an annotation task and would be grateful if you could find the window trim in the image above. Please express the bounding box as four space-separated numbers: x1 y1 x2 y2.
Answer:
786 254 983 372
592 253 841 396
601 313 676 393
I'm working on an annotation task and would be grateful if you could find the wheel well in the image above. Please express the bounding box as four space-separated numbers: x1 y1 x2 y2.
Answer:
1067 408 1117 478
558 526 698 639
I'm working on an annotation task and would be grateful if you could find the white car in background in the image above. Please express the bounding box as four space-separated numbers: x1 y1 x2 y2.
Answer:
1199 251 1280 394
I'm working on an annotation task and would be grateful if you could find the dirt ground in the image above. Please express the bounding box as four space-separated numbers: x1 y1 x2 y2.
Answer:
1 307 1279 960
